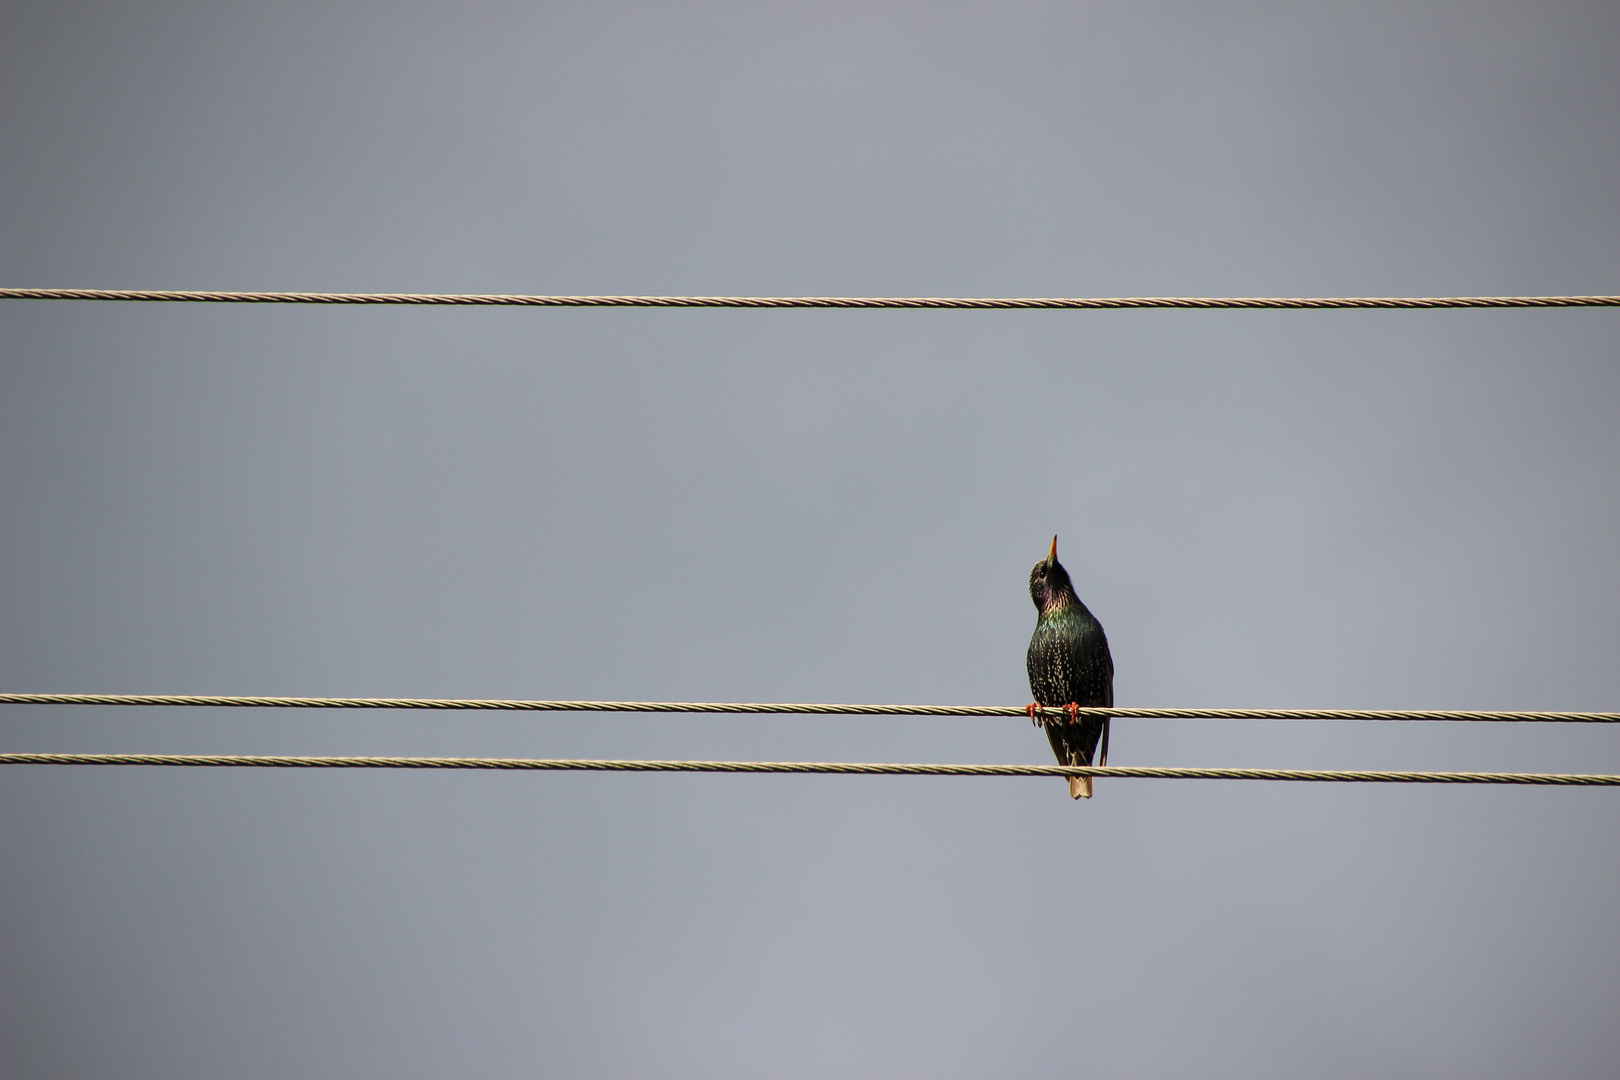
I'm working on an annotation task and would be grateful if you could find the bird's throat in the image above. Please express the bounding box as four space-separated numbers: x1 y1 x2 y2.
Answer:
1040 591 1078 618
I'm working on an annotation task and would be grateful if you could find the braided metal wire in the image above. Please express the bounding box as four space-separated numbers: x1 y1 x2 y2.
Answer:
1 752 1616 784
3 289 1618 310
3 693 1616 722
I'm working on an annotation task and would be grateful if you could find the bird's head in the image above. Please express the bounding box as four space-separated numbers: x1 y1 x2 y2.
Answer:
1029 535 1076 613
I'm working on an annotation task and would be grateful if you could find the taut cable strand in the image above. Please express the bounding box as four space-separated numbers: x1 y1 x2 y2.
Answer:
2 694 1616 722
2 289 1619 310
1 753 1617 784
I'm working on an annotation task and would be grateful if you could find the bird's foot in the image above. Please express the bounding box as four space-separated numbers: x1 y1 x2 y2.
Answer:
1026 703 1042 727
1065 702 1081 724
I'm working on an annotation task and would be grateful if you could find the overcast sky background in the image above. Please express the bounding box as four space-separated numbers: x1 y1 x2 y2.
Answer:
3 4 1619 1078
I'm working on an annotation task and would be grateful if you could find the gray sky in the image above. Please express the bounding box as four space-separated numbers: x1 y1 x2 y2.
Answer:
3 3 1619 1077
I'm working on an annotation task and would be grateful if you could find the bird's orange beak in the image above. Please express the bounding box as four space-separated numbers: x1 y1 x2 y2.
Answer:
1047 535 1058 565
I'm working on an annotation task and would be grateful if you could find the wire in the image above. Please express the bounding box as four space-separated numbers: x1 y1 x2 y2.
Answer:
1 752 1616 784
2 694 1616 722
3 289 1618 310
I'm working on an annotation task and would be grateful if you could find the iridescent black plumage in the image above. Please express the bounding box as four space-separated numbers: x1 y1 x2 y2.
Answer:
1026 536 1114 799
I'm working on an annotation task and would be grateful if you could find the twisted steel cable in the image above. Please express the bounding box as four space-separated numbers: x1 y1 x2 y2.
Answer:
2 693 1616 722
1 752 1617 785
3 289 1618 310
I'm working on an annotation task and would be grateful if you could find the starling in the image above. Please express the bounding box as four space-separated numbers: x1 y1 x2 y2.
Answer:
1026 536 1114 799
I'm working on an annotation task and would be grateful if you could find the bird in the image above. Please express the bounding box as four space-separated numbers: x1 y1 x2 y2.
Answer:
1026 536 1114 799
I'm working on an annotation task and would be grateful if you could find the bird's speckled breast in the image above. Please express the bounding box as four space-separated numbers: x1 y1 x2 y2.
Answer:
1026 607 1112 708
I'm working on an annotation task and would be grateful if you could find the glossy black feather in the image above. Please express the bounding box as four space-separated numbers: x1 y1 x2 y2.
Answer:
1027 545 1114 775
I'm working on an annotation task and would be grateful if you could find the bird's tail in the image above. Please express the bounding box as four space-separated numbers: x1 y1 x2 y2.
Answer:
1068 715 1109 799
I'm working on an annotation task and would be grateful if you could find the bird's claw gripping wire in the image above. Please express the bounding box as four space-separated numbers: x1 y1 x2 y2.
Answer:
1028 703 1085 728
